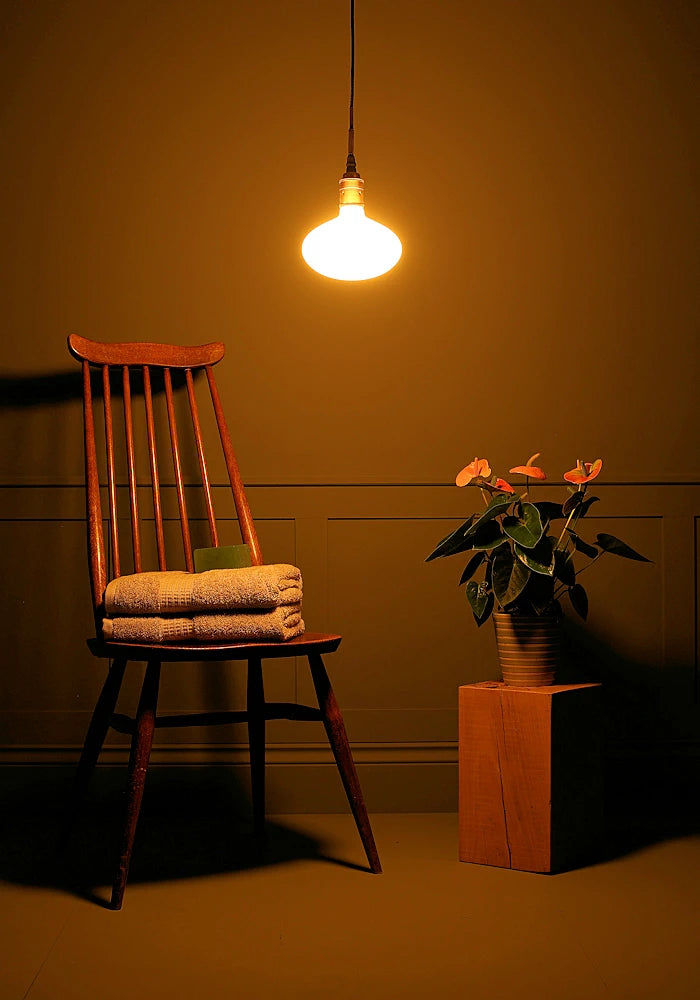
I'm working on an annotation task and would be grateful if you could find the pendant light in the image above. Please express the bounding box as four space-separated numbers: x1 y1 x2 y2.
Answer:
302 0 402 281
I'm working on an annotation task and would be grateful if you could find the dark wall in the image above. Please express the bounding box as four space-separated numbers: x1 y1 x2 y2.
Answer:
1 0 698 805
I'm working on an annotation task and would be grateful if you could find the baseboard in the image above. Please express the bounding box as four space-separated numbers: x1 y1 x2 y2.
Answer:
0 757 459 813
1 738 697 814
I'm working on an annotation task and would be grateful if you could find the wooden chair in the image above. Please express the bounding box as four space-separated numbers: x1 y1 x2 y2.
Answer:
67 334 381 909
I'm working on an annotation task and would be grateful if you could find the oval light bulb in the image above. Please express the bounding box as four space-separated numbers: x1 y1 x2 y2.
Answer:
302 176 402 281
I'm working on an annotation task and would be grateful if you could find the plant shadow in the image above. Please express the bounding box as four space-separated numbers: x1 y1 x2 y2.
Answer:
557 618 700 864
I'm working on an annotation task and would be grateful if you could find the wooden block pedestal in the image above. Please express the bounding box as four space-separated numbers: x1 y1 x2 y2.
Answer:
459 681 602 873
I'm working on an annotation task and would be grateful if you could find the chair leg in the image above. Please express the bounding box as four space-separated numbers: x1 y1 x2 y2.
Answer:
247 656 266 838
111 659 160 910
307 653 382 873
62 658 127 844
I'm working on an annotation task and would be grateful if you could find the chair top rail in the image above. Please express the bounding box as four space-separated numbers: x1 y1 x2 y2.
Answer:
68 334 224 369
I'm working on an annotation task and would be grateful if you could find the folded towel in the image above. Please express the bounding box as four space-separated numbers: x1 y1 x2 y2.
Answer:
102 604 305 644
104 565 302 616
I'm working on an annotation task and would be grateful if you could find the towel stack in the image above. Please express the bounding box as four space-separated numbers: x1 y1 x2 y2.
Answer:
102 564 305 644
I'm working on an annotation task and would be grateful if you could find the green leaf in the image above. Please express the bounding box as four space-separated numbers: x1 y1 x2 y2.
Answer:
465 580 485 616
579 496 600 517
459 552 485 585
566 529 599 559
522 501 544 531
596 533 651 562
478 591 494 626
515 534 555 575
562 491 585 516
471 520 507 551
502 503 543 549
466 582 494 625
425 515 476 561
569 583 589 619
523 573 556 615
463 495 515 543
554 549 576 586
492 546 531 607
484 556 494 591
532 501 564 522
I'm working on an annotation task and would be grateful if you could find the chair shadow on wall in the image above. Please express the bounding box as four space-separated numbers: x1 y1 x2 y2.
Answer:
558 619 700 863
0 370 362 905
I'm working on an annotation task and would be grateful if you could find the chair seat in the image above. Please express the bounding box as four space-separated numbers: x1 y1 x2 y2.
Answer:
87 630 342 662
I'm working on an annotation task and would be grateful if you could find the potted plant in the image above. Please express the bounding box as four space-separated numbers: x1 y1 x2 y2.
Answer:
426 454 650 686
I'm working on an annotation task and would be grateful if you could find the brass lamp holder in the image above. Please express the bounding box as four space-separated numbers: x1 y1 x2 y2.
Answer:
338 0 364 208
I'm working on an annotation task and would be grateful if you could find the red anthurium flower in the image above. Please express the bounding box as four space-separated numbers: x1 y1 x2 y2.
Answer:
563 458 603 484
509 452 546 480
493 477 515 493
456 457 491 487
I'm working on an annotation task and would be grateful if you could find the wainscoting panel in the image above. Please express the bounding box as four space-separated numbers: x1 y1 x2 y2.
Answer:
0 483 698 810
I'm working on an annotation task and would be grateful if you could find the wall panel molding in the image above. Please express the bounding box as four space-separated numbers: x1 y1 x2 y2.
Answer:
1 481 698 809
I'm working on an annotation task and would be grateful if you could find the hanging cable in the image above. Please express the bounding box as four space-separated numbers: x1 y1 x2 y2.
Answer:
345 0 358 176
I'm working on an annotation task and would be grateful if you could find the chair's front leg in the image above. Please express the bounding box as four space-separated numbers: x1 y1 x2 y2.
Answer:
247 656 266 838
111 659 160 910
307 653 382 873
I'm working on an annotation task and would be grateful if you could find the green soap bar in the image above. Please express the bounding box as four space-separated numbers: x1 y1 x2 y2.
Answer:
193 544 252 572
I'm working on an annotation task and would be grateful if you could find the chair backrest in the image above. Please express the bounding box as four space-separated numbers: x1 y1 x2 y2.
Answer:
68 335 262 628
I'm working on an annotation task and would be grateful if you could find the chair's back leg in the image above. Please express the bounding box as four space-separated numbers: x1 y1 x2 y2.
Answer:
246 657 266 839
307 653 382 874
60 658 127 850
111 660 161 910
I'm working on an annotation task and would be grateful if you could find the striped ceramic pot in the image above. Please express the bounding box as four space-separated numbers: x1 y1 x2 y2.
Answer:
492 613 560 687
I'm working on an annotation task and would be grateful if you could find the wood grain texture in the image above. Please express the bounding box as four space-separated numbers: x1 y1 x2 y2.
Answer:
121 365 141 572
163 366 194 572
102 365 121 577
185 367 218 547
87 630 342 662
458 684 511 867
142 365 167 570
68 334 224 368
81 361 107 615
247 656 266 836
459 682 602 873
111 659 160 910
66 658 127 821
308 652 382 873
205 365 262 566
499 686 553 871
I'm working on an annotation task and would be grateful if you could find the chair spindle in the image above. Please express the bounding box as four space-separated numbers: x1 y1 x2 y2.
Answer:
82 361 107 611
142 365 167 571
185 368 219 548
205 366 262 565
163 367 194 572
102 365 121 578
122 366 142 573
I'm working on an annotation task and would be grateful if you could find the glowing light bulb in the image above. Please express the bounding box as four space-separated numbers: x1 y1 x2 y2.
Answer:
302 176 402 281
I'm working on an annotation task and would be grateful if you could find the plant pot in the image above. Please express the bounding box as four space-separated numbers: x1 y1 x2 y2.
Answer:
492 613 560 687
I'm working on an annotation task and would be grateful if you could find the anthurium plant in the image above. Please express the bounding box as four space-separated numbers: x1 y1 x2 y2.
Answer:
426 454 650 626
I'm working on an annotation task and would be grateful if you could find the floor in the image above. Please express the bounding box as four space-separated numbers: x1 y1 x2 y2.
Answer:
1 768 699 1000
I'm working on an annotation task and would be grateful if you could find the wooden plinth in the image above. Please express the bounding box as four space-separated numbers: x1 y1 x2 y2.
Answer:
459 681 602 873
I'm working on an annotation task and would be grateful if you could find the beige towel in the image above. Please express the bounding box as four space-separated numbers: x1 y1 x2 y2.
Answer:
102 604 305 644
104 565 302 616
